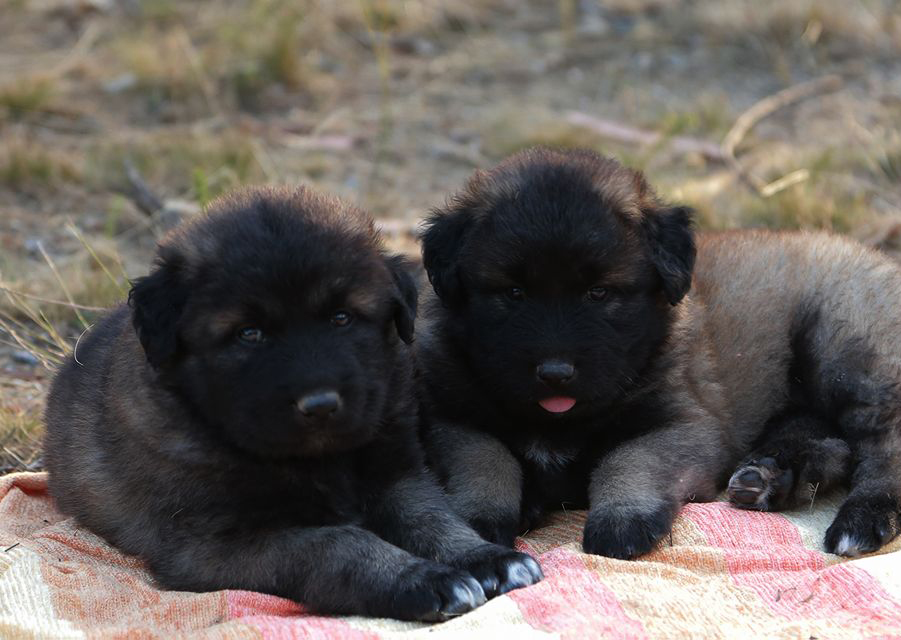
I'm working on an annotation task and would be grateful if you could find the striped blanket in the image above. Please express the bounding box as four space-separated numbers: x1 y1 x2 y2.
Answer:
1 472 899 639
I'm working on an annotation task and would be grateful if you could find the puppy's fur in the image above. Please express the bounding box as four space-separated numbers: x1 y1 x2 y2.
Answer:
44 187 541 622
418 148 901 559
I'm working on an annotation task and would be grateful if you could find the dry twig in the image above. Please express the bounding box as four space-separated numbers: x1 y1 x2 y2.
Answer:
721 75 842 195
123 160 164 217
565 111 728 163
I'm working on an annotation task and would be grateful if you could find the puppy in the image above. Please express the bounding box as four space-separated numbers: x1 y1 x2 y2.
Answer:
44 187 541 621
418 147 901 559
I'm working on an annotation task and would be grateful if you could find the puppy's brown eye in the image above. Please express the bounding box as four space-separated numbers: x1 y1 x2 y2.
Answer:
237 327 265 344
588 287 608 302
507 287 525 302
331 311 353 327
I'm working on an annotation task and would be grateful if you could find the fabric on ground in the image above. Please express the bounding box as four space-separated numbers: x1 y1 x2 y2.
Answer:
2 472 900 639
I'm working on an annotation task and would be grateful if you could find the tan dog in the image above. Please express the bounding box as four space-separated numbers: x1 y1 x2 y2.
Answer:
417 147 901 559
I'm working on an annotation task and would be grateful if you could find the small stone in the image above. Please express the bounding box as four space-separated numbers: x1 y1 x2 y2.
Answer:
103 73 137 94
12 350 39 366
24 237 42 255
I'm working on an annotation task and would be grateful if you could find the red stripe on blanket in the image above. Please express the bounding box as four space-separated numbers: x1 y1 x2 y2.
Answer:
508 547 647 639
684 502 901 625
226 591 378 639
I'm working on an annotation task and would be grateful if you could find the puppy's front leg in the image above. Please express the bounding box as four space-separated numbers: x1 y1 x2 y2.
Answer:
424 422 524 546
824 435 901 556
584 420 728 559
366 469 543 596
151 524 485 621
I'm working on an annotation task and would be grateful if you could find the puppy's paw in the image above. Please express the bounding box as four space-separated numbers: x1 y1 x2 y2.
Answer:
824 495 901 557
727 457 793 511
453 544 543 597
583 501 674 559
389 562 486 622
469 515 520 548
729 440 850 512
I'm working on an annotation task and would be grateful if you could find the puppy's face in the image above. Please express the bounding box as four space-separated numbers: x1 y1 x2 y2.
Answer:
422 148 695 424
129 188 417 458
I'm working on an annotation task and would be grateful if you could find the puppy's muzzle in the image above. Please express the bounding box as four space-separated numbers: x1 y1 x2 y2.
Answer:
536 360 575 386
296 390 342 418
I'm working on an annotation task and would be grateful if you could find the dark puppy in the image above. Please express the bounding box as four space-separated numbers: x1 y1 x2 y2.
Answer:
44 187 540 621
418 147 901 559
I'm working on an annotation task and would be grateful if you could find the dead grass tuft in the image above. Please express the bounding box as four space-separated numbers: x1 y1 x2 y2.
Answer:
0 142 81 191
1 0 900 472
0 402 44 474
87 132 264 203
0 76 55 120
742 184 871 232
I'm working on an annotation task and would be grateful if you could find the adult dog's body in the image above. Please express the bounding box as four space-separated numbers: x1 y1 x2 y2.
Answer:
44 187 540 621
418 148 901 559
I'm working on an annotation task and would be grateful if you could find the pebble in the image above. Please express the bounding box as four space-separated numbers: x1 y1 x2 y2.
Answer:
12 350 39 366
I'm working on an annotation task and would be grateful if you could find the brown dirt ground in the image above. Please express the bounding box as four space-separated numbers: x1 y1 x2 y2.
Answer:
1 0 900 471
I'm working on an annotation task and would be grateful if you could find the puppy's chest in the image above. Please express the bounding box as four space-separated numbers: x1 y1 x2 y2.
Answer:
520 438 580 471
514 437 591 508
234 465 365 526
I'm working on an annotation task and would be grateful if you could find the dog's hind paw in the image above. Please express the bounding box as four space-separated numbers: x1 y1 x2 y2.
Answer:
727 457 793 511
825 494 901 557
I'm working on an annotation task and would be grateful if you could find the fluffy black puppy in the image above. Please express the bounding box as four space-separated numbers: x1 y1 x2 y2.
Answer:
44 187 541 621
418 147 901 559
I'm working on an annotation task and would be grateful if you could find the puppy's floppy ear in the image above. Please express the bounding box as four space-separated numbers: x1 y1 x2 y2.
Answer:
128 248 189 368
385 254 418 344
641 204 696 305
421 207 474 306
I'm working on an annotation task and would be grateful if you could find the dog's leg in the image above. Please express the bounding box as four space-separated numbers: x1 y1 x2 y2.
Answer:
825 439 901 556
423 422 524 547
583 417 728 559
728 413 850 511
150 524 485 621
789 318 901 556
365 470 543 597
823 381 901 555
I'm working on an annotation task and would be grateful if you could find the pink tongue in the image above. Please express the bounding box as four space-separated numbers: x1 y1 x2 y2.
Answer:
539 396 577 413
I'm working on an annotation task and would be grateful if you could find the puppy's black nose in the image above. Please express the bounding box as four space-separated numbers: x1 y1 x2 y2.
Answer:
536 360 575 385
296 390 342 418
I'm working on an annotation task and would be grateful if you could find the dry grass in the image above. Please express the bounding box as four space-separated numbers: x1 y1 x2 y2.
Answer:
0 76 55 120
1 0 900 471
0 140 81 191
0 400 44 474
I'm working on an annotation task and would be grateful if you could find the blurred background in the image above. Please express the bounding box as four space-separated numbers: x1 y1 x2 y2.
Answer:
1 0 900 472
